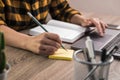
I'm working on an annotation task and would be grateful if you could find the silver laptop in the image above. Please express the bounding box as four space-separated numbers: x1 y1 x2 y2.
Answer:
71 29 120 58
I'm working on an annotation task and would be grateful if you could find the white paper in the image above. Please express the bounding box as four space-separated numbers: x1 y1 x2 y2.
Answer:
29 20 86 43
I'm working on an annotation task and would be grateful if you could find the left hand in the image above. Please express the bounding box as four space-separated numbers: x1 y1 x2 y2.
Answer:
71 15 108 36
80 17 108 36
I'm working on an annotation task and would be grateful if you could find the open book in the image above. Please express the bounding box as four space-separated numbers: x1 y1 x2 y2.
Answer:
29 20 85 43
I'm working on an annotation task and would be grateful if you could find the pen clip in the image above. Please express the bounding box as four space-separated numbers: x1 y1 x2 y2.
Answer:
101 48 107 62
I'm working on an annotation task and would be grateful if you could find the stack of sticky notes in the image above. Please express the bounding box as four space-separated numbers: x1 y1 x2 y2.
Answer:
48 49 74 61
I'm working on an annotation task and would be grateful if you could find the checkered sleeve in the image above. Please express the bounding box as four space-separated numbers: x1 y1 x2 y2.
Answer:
49 0 82 22
0 1 6 25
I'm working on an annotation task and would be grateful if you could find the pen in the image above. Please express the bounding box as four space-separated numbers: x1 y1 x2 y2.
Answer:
83 48 97 80
85 36 97 80
101 48 107 62
99 48 107 80
83 48 90 61
106 45 118 58
85 36 96 63
99 46 118 80
101 45 118 62
27 12 67 51
83 66 98 80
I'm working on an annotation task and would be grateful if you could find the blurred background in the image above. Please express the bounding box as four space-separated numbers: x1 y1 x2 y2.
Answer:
69 0 120 16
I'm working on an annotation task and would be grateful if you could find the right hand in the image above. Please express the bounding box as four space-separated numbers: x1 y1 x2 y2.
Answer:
25 32 61 55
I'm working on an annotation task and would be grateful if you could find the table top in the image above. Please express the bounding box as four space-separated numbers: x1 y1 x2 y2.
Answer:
6 13 120 80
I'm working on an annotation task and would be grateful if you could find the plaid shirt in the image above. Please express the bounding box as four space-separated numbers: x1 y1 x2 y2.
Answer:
0 0 81 30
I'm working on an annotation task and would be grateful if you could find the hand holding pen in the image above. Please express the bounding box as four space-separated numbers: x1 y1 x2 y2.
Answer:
27 12 67 53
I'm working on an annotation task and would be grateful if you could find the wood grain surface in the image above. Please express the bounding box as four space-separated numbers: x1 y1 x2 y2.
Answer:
5 13 120 80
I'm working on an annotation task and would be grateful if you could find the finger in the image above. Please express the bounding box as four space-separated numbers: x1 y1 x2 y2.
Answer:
46 33 61 43
100 21 107 33
38 50 54 56
39 44 57 55
90 18 104 36
41 37 61 49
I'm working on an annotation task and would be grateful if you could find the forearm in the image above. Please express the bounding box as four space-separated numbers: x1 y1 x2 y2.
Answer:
70 14 87 26
0 25 31 50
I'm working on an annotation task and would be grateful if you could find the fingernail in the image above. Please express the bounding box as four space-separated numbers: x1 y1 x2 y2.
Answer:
100 32 104 36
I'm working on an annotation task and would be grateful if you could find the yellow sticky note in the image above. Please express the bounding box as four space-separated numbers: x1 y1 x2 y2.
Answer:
48 49 74 61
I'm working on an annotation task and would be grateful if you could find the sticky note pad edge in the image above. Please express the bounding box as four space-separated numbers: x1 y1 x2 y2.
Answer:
48 49 74 61
48 56 73 61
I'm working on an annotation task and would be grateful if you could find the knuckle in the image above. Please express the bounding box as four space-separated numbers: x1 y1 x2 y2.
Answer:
54 34 59 38
50 33 59 38
42 32 48 37
55 42 60 48
50 47 56 51
38 44 43 49
95 22 100 26
39 38 44 43
35 49 41 55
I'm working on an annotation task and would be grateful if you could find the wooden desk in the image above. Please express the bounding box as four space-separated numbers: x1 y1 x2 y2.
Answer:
6 13 120 80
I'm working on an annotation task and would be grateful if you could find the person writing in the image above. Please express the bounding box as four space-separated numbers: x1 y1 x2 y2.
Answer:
0 0 107 55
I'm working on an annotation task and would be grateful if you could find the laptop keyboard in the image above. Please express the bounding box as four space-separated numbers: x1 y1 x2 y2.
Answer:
103 33 120 59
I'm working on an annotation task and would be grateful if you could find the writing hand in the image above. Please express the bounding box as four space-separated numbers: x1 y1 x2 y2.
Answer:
24 32 61 55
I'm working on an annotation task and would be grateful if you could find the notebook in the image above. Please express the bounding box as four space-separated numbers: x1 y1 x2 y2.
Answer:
71 29 120 57
29 20 85 43
48 48 74 61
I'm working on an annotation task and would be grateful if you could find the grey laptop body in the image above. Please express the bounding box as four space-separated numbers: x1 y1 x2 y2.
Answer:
71 29 120 58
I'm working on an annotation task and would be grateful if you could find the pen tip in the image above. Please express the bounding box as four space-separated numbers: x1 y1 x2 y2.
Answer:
65 49 68 52
62 47 68 52
61 44 67 51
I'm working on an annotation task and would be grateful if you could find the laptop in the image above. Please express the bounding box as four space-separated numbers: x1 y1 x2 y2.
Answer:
71 29 120 59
